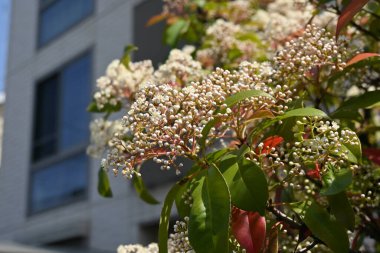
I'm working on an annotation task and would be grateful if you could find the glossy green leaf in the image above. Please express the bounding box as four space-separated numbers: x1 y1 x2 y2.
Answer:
303 202 349 253
164 19 189 46
248 108 328 144
132 175 159 205
222 157 268 215
331 90 380 120
200 90 272 151
224 90 273 108
321 166 352 196
98 168 113 198
121 45 138 68
159 183 182 253
328 192 355 231
278 107 328 119
188 165 231 253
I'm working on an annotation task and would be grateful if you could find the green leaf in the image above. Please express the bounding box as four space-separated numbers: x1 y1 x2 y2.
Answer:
121 45 138 68
328 192 355 231
132 175 159 205
188 165 231 253
164 19 189 46
303 202 349 253
175 180 191 218
87 100 122 114
227 48 243 62
159 183 182 253
278 107 328 119
341 144 358 163
331 90 380 120
248 107 328 144
200 90 272 151
321 166 353 196
98 168 113 198
222 157 268 215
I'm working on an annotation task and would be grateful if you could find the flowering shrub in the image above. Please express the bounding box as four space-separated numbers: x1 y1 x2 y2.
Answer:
88 0 380 252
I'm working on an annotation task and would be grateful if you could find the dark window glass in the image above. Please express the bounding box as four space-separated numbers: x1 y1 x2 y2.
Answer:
30 153 88 213
38 0 94 47
133 0 170 66
31 52 91 214
33 75 59 161
60 54 91 150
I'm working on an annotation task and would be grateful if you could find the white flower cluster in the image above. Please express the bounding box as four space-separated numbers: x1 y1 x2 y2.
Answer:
94 60 154 109
104 61 285 178
169 217 193 253
117 243 158 253
86 118 124 158
154 46 203 85
287 118 360 171
196 19 263 68
273 24 348 90
253 0 336 44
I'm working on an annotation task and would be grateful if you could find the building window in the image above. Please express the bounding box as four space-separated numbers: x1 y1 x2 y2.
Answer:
30 52 92 214
38 0 94 47
133 0 170 66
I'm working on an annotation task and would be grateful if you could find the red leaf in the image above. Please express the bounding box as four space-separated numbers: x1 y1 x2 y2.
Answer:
336 0 369 38
346 53 380 66
256 136 284 154
231 207 266 253
363 148 380 165
306 163 321 180
146 12 168 27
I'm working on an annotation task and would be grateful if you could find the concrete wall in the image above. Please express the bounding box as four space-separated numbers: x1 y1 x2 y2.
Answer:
0 0 173 252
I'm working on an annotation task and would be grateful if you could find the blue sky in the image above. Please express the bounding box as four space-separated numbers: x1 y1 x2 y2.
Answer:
0 0 10 92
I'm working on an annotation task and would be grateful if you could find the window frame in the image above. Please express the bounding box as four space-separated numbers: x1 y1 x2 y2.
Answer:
28 49 93 216
36 0 96 49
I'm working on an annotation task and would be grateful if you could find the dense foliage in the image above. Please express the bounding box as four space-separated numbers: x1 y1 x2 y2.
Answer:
88 1 380 252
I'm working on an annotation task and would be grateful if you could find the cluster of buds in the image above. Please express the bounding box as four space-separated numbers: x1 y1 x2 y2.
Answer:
154 46 203 85
94 60 154 109
169 217 193 253
273 24 349 92
87 118 124 158
196 19 265 68
103 60 292 178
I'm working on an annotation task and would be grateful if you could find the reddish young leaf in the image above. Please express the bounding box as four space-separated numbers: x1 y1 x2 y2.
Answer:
336 0 369 38
146 12 168 27
346 53 380 66
363 148 380 165
256 136 284 154
306 163 321 180
231 207 266 253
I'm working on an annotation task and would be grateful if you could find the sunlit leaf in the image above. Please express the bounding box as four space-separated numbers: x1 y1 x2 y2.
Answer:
346 52 380 66
121 45 138 68
188 165 231 253
336 0 369 37
159 183 182 253
164 19 189 46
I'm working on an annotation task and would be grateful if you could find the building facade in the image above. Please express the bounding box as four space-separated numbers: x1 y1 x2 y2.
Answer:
0 0 174 252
